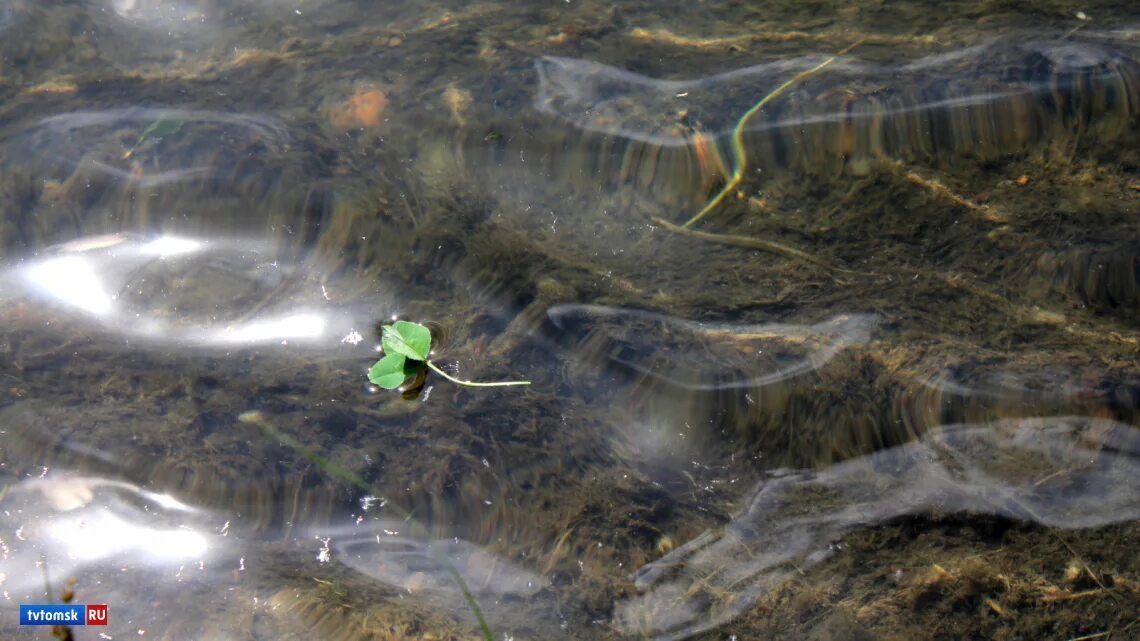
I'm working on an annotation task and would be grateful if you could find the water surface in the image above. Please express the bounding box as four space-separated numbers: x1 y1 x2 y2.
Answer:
0 1 1138 640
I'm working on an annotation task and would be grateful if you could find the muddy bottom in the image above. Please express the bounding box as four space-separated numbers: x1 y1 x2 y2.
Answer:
0 0 1138 640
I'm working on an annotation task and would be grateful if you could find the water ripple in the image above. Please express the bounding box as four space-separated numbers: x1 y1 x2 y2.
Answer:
616 416 1140 640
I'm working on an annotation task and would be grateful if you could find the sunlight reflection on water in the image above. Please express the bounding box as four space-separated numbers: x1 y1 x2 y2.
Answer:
9 234 340 347
0 3 1138 639
616 416 1140 639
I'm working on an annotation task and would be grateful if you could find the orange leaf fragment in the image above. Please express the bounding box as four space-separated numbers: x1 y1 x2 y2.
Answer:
331 87 388 129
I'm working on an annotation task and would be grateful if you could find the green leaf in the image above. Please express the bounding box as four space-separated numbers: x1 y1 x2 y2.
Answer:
382 321 431 361
369 353 409 389
141 115 184 140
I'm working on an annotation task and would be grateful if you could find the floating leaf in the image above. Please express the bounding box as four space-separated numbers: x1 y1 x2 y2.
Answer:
383 321 432 361
369 353 409 389
369 320 529 393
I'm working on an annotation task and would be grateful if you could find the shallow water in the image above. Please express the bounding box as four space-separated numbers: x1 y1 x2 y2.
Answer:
0 1 1138 640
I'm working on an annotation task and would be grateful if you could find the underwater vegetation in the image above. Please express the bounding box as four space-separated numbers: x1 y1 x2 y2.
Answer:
0 2 1138 639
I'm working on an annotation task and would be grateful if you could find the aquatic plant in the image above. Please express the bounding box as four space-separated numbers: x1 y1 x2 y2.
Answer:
241 410 496 641
368 321 530 390
645 40 867 274
121 112 183 160
681 39 863 229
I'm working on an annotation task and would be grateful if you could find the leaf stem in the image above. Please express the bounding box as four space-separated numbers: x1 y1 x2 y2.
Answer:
426 360 530 387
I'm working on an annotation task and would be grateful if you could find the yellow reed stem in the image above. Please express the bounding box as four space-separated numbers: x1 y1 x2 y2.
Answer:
681 40 864 229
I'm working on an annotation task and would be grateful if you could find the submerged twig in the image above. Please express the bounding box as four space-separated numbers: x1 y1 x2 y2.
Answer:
654 217 825 265
1051 531 1115 600
628 27 937 49
653 216 866 277
1065 632 1110 641
885 159 1008 224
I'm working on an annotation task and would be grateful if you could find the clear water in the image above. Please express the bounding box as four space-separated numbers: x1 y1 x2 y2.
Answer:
0 1 1138 639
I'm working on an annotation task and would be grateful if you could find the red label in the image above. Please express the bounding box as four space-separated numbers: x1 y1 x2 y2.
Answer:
86 604 108 625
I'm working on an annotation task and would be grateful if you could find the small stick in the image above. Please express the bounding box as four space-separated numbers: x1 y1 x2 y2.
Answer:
889 160 1008 224
653 216 869 277
1051 532 1114 598
1042 589 1108 602
656 217 827 266
628 27 938 49
1065 632 1110 641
